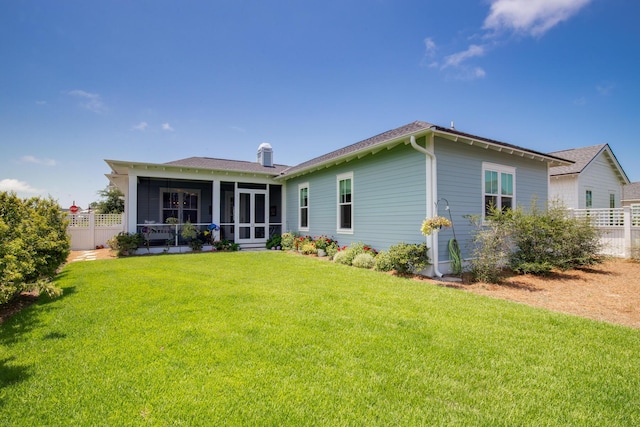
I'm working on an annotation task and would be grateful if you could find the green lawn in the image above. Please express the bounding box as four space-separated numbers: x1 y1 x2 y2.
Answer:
1 251 639 426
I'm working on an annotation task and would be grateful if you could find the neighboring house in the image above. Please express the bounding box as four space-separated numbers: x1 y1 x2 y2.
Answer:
622 182 640 207
106 121 570 276
549 144 630 210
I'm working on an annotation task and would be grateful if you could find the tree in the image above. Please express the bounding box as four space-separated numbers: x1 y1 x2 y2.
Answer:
92 186 124 214
0 192 69 304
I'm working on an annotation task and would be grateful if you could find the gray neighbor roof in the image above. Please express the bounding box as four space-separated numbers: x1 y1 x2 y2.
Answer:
161 121 572 178
164 157 289 175
548 144 608 176
623 182 640 201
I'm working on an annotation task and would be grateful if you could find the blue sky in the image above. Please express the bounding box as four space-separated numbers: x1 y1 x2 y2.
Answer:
1 0 638 209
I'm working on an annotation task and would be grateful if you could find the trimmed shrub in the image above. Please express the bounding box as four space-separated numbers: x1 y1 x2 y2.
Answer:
332 250 351 265
352 253 375 269
373 251 395 272
383 242 430 274
333 242 377 266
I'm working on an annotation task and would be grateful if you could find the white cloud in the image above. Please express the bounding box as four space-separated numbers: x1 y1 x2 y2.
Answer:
424 37 437 57
473 67 487 79
573 97 587 106
596 82 615 96
132 121 149 131
161 123 174 132
442 44 485 69
20 155 56 166
483 0 592 37
230 125 247 133
0 178 43 194
67 90 106 113
425 0 591 79
35 100 47 106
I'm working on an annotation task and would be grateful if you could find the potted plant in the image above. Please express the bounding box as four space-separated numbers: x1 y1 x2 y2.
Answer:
420 216 452 236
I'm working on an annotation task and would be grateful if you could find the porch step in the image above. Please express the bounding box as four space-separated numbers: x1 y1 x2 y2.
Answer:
239 243 267 251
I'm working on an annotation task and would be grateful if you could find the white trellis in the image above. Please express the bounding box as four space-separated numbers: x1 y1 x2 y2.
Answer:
570 206 640 258
67 212 125 250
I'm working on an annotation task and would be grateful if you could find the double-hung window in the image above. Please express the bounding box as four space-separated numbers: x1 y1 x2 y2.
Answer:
337 172 353 233
299 183 309 231
586 190 593 208
483 163 515 219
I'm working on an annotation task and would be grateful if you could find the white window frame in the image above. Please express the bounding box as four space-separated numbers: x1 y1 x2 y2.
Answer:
298 182 309 231
159 187 201 224
586 189 593 209
336 172 354 234
482 162 515 220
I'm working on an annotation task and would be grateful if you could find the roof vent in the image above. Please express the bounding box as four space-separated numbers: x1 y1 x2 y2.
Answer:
450 121 455 130
257 142 273 167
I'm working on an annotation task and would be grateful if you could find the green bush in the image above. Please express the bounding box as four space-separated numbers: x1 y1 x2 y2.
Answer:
332 250 350 265
373 251 395 272
266 234 281 249
108 232 143 256
301 242 317 255
468 202 602 282
0 192 69 304
280 233 296 250
212 239 240 251
332 242 377 266
378 242 430 274
466 211 513 283
325 242 339 259
352 253 375 269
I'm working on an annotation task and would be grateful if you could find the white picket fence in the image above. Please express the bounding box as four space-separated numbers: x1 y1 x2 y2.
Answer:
571 206 640 258
67 213 125 250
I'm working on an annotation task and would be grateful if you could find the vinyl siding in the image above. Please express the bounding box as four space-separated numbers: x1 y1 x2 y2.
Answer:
577 153 622 208
550 175 579 209
434 136 549 260
285 143 427 251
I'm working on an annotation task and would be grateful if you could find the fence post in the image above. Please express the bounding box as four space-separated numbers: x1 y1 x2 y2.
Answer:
89 211 96 250
623 206 631 258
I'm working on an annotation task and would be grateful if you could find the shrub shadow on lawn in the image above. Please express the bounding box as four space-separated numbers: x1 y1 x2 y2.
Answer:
0 286 76 346
0 356 32 391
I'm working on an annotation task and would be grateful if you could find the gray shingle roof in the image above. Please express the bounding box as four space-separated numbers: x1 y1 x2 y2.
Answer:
280 121 434 176
548 144 607 176
279 121 571 177
164 157 289 175
623 182 640 201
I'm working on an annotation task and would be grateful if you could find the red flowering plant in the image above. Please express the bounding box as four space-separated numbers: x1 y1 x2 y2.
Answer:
294 235 313 250
313 235 337 250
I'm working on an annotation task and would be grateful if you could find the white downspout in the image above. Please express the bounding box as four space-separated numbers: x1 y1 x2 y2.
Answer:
410 133 443 277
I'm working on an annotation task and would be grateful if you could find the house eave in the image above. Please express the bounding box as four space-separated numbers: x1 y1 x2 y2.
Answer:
105 159 282 179
431 129 573 167
275 129 433 180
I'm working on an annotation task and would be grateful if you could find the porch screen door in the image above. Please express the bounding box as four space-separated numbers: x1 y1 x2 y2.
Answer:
236 189 267 243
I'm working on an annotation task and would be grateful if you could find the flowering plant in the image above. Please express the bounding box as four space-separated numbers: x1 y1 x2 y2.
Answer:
421 216 452 235
314 235 337 250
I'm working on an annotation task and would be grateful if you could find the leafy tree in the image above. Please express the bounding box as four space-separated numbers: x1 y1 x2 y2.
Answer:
0 192 69 304
91 186 124 214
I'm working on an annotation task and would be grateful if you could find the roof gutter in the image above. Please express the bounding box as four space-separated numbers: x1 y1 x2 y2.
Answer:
410 132 443 278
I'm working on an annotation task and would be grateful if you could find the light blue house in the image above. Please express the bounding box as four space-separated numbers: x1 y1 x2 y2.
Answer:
106 121 570 276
